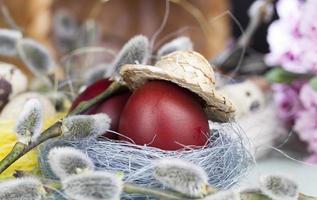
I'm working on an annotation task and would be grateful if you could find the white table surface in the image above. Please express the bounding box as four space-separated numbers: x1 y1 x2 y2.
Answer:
238 156 317 196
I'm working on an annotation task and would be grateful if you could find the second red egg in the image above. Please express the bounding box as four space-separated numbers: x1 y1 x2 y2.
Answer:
70 78 130 139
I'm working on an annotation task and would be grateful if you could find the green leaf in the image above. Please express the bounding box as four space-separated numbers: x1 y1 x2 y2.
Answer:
309 77 317 91
265 68 305 84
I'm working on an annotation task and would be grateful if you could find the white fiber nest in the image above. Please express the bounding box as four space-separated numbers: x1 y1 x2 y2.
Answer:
39 122 253 199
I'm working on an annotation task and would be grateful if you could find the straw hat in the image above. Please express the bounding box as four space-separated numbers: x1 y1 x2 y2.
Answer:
120 51 235 122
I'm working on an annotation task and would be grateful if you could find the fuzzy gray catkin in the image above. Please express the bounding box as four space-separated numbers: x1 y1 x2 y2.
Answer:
61 113 111 140
53 9 78 41
0 177 44 200
48 147 95 179
0 28 22 57
16 38 55 76
153 158 208 198
106 35 149 78
259 174 299 200
62 171 123 200
14 98 43 144
156 36 193 59
52 9 78 53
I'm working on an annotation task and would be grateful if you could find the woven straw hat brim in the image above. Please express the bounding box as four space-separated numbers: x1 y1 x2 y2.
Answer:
120 64 235 122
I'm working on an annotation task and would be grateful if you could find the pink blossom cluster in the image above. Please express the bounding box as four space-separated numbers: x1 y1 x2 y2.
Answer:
294 84 317 154
273 82 317 162
266 0 317 74
267 0 317 163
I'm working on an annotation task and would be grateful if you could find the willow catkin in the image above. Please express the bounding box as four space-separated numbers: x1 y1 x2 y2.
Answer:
14 98 43 144
156 36 193 59
0 29 22 57
0 177 44 200
16 38 55 76
48 146 94 179
62 171 123 200
61 113 111 140
106 35 150 78
153 158 208 198
259 174 299 200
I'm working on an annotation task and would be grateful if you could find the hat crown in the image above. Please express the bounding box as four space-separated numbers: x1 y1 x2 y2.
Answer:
155 51 216 86
119 50 235 122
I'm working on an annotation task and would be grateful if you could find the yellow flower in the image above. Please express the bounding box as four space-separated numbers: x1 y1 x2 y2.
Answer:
0 113 65 179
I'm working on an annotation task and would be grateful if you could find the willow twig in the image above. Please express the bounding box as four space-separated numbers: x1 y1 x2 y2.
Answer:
124 183 194 200
0 82 127 174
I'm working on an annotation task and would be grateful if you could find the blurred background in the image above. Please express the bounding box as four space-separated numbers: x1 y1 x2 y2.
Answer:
0 0 274 75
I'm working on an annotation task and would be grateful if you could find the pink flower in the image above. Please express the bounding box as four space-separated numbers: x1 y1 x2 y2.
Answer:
266 24 305 73
273 84 302 126
299 84 317 109
268 0 317 155
299 0 317 39
298 39 317 73
266 0 317 74
294 109 317 144
293 84 317 153
276 0 302 20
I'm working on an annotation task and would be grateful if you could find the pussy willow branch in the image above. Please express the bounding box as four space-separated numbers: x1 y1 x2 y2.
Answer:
124 183 198 200
125 183 316 200
0 81 127 174
43 180 317 200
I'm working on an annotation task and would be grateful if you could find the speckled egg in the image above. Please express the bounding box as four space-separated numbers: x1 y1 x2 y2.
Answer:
0 92 56 120
0 78 11 110
0 62 28 110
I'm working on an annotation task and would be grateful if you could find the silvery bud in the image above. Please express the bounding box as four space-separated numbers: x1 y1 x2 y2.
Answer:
106 35 149 78
53 9 78 40
157 36 193 58
0 177 45 200
14 98 43 144
52 9 78 53
48 147 94 179
16 38 55 76
62 171 123 200
0 28 22 57
61 113 111 140
153 158 208 198
260 174 299 200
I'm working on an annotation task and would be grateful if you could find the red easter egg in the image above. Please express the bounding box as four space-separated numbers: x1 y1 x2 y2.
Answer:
70 78 112 111
118 80 210 150
90 92 131 139
70 78 130 139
